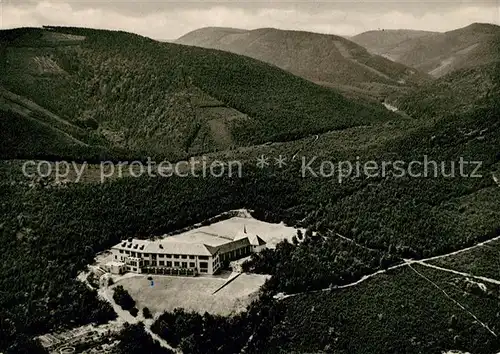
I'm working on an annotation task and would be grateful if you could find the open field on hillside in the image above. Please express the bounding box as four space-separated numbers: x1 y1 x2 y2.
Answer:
114 272 269 316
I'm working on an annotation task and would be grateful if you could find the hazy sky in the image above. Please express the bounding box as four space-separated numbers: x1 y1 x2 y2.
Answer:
2 1 500 39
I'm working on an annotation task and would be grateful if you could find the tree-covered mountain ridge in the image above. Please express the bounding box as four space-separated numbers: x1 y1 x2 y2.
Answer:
0 26 399 161
176 26 431 100
353 23 500 78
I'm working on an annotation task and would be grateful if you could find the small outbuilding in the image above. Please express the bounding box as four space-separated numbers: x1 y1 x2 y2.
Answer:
247 234 267 252
104 261 126 275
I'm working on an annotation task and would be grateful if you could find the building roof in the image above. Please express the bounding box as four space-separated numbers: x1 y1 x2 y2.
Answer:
112 239 218 256
217 237 251 254
166 231 231 247
234 231 267 246
113 226 266 257
248 234 267 246
145 241 218 256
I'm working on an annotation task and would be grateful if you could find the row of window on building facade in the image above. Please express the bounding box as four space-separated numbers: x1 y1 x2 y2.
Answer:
117 249 212 260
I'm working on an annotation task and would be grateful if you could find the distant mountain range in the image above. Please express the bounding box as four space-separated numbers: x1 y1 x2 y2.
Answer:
177 23 500 83
350 29 438 56
352 23 500 77
176 27 431 100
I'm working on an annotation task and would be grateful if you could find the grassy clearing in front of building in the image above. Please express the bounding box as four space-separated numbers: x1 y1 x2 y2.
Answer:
115 272 269 316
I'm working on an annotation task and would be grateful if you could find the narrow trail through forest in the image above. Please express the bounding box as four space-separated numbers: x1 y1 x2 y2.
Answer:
275 234 500 300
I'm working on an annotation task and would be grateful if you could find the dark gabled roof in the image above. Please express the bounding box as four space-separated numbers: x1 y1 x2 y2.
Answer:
113 238 218 256
216 237 250 255
253 235 267 246
203 244 219 256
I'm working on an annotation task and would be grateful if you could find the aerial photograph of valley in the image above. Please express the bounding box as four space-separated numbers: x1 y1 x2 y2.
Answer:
1 0 500 353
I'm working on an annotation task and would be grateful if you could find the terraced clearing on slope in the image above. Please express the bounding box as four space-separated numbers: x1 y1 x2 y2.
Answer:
32 56 67 75
278 264 500 354
429 57 456 77
40 30 86 43
427 43 482 77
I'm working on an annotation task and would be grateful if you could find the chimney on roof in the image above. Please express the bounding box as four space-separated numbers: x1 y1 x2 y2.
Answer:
244 225 247 234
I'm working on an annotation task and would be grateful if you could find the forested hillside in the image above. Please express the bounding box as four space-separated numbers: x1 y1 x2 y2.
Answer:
351 29 438 55
0 27 398 160
354 23 500 77
0 109 115 161
2 93 499 352
176 27 430 100
393 61 500 118
147 98 500 353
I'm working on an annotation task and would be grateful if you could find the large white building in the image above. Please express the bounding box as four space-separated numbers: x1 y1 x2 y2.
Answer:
108 227 267 276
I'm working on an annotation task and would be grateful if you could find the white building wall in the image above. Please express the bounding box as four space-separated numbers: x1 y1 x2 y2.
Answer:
253 244 266 253
110 245 226 275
